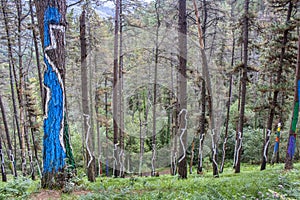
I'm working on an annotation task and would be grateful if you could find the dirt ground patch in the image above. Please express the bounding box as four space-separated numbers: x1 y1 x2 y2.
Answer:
30 190 61 200
30 189 91 200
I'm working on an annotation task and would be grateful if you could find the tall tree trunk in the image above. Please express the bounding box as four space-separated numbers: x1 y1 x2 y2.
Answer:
0 94 17 177
1 0 21 177
35 0 75 188
193 0 218 177
151 0 161 177
170 56 177 175
177 0 188 179
285 34 300 170
261 1 293 171
29 0 44 113
0 128 6 182
138 93 143 176
113 0 120 177
15 0 28 177
105 77 109 176
220 75 233 173
118 0 125 177
80 9 95 182
87 9 96 177
95 86 102 176
197 78 205 174
235 0 249 173
189 138 195 174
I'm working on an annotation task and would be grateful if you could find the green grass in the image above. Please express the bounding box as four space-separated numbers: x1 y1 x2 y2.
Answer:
79 163 300 200
1 163 300 199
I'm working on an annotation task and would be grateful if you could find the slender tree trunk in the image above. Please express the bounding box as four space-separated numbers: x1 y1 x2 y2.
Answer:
202 0 207 48
1 0 21 177
193 0 218 177
177 0 188 179
87 10 96 177
105 77 109 177
170 54 177 175
24 80 37 180
151 0 161 177
80 9 95 182
261 1 293 171
118 0 125 177
220 75 233 173
138 93 143 176
15 0 28 177
197 79 205 174
29 0 44 113
113 0 120 177
235 0 249 173
189 139 195 174
0 129 6 182
0 94 17 177
95 86 102 176
285 34 300 170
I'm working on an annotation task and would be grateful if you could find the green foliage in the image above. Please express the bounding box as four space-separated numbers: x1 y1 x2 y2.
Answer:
1 164 300 199
0 177 39 200
75 163 300 200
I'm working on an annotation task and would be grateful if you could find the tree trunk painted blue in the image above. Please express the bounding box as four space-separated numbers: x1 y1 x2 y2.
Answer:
43 6 66 173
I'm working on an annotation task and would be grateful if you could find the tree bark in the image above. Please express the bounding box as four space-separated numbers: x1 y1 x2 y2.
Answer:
151 0 161 177
87 8 96 177
197 79 205 174
261 1 293 171
0 94 17 177
15 0 28 177
0 128 6 182
118 0 125 177
80 9 95 182
29 0 44 113
193 0 218 177
113 0 120 177
177 0 188 179
235 0 249 173
285 33 300 170
35 0 75 188
220 75 233 173
1 0 21 177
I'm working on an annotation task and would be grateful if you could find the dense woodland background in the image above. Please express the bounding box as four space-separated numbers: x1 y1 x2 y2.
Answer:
0 0 300 191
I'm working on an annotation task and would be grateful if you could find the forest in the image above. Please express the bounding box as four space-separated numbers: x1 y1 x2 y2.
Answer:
0 0 300 199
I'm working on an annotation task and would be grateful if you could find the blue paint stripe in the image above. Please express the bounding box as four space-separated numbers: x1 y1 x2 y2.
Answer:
43 7 66 173
298 80 300 104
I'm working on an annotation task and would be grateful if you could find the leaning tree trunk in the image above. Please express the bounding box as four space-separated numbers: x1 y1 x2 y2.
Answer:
235 0 249 173
177 0 188 179
35 0 75 189
80 9 95 182
193 0 218 177
261 1 293 171
285 34 300 170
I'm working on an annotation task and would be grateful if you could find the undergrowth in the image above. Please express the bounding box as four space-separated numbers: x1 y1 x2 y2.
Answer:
0 163 300 199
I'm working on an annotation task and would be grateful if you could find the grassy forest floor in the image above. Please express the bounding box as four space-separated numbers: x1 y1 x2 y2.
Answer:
0 163 300 200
